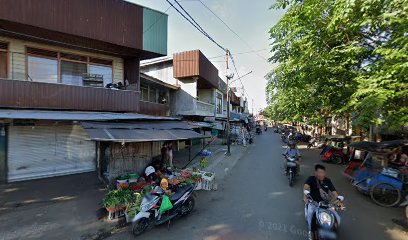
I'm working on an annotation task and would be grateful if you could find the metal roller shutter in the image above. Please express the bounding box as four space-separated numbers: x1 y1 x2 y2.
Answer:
7 125 96 182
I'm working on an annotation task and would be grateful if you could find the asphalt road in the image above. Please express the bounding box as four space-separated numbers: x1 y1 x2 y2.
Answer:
109 131 407 240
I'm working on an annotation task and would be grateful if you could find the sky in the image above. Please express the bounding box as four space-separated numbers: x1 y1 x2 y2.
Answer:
129 0 285 113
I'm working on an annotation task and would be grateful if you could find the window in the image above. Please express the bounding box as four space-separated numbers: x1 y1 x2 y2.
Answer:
26 47 114 86
0 52 6 79
27 55 58 83
89 64 112 87
141 86 149 101
0 42 7 78
216 92 223 114
149 87 157 103
61 60 87 86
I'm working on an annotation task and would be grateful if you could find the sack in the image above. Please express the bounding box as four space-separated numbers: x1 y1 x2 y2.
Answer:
159 195 173 213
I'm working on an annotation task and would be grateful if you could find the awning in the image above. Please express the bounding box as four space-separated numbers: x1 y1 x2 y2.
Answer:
0 109 178 121
187 121 214 129
212 121 224 130
81 121 204 142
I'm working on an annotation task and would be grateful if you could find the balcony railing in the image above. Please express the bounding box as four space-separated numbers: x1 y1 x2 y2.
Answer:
139 101 170 116
196 100 215 116
0 78 140 112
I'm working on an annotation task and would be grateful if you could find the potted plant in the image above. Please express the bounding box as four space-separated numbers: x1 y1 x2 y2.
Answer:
102 190 121 213
102 188 135 213
116 175 129 189
125 193 142 223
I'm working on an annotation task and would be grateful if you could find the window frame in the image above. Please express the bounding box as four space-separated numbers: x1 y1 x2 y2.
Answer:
0 41 8 79
25 46 114 86
216 91 223 114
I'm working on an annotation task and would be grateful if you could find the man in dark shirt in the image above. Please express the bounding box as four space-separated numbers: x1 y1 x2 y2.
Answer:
303 164 341 240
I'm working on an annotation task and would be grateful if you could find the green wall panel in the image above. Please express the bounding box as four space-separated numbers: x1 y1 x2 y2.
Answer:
143 8 168 56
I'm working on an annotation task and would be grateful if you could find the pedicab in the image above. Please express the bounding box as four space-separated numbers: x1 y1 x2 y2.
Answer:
319 135 354 164
345 140 408 207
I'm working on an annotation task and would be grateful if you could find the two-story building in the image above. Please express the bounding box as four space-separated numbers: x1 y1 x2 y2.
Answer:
0 0 203 184
141 50 228 123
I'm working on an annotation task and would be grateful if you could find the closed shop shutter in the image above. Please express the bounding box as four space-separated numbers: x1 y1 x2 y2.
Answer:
7 125 95 182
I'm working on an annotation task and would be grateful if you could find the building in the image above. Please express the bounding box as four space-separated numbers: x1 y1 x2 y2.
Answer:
141 50 252 141
141 50 228 119
0 0 202 184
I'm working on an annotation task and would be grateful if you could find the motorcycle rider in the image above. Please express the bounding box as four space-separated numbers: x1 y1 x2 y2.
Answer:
283 142 302 175
303 164 342 240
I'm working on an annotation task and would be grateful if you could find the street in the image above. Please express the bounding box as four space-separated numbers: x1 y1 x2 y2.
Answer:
109 131 406 240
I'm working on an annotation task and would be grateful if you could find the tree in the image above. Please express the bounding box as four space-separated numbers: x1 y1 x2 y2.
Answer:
266 0 408 133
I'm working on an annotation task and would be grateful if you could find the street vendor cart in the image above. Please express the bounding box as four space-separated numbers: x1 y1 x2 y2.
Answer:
320 135 357 164
344 140 408 207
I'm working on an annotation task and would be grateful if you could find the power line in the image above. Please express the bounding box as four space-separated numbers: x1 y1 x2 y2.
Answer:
165 0 251 102
143 6 171 34
173 0 207 37
229 52 251 100
209 48 270 59
198 0 268 61
165 0 226 52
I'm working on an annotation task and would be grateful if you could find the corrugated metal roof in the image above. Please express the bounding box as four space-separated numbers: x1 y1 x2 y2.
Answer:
81 121 203 142
81 121 190 130
140 73 179 90
0 109 178 121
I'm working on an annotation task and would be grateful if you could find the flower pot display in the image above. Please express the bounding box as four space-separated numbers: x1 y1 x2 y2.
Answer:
128 173 139 183
102 188 135 220
116 176 129 189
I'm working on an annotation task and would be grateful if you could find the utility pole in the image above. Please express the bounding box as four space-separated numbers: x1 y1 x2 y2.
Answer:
225 50 233 156
252 98 254 115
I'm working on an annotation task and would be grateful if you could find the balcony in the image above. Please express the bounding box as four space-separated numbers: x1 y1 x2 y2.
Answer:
0 78 140 112
196 100 215 116
139 101 170 116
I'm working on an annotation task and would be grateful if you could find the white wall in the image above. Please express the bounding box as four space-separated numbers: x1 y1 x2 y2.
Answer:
141 61 178 86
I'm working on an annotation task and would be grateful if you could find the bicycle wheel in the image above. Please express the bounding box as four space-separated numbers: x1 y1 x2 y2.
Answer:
370 182 401 207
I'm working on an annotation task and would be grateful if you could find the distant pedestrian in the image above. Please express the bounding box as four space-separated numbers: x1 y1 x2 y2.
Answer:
159 143 168 169
167 142 173 168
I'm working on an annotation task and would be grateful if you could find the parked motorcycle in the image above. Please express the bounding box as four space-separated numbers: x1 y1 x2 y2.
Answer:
131 183 196 236
307 138 326 149
304 190 345 240
285 156 298 187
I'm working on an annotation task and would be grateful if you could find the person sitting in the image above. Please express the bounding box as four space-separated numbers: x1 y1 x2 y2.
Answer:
303 164 343 240
283 142 302 175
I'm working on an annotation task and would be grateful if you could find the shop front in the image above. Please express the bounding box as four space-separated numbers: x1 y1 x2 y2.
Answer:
7 124 96 182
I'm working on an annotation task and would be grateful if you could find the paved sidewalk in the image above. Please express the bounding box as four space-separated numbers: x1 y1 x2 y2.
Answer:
0 172 112 240
0 140 252 240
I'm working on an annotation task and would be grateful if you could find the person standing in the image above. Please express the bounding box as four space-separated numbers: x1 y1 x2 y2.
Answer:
160 143 168 169
167 142 173 168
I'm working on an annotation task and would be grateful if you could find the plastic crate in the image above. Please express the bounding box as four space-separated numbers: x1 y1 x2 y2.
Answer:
201 172 215 191
107 209 125 221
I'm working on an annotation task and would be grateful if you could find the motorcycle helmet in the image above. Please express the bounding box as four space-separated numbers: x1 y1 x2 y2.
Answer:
288 141 296 148
145 166 155 177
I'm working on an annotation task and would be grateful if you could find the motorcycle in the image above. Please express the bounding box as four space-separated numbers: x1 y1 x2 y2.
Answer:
281 134 288 143
304 190 345 240
131 183 196 236
307 138 326 149
256 127 262 135
285 156 298 187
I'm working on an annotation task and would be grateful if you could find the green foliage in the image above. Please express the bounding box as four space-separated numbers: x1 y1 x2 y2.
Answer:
266 0 408 131
102 187 136 209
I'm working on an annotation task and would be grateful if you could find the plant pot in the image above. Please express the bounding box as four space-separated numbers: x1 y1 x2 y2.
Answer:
128 173 139 183
116 179 129 189
106 207 117 213
125 210 138 223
